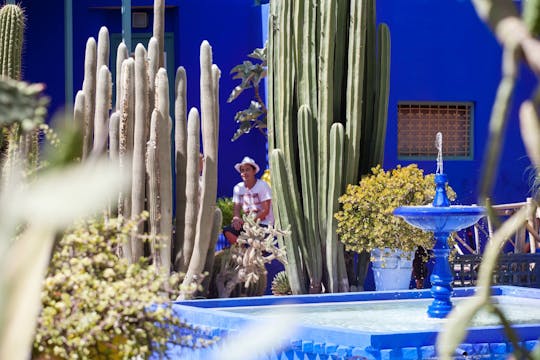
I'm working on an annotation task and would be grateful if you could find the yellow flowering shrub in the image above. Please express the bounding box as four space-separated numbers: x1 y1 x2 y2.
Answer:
335 164 456 253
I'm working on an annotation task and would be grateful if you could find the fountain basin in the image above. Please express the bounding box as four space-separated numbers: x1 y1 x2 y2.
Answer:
167 286 540 359
393 205 485 233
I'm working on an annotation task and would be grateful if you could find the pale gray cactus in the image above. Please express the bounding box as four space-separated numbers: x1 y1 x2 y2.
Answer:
92 65 112 156
179 107 200 273
82 38 97 159
130 44 148 260
115 42 129 111
174 67 188 269
75 0 222 287
183 41 220 287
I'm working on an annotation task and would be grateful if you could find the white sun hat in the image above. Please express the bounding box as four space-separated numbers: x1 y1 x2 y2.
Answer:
234 156 260 174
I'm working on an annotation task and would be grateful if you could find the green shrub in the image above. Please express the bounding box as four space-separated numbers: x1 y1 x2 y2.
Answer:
33 214 213 359
216 197 234 229
335 164 456 254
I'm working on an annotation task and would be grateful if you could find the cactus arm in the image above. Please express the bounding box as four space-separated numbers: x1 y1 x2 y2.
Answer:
130 44 148 260
371 23 390 166
73 91 86 157
155 68 173 274
179 107 200 273
153 0 165 68
298 105 322 288
115 42 129 111
326 123 344 292
344 0 368 186
108 111 120 223
82 38 97 159
147 108 162 266
96 27 110 74
359 0 376 175
201 208 223 295
0 4 23 80
118 59 135 225
294 0 317 114
147 37 159 138
270 149 307 294
183 41 219 286
332 0 350 123
92 65 111 156
174 66 187 271
212 65 220 144
266 0 277 152
317 0 337 239
156 68 170 122
108 111 120 165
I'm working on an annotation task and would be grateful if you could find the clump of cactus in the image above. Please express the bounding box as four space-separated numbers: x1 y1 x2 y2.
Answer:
76 0 222 288
268 0 390 294
271 271 291 296
0 4 49 190
214 215 288 298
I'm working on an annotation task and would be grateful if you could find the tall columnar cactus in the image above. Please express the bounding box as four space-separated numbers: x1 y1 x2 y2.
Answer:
130 44 149 260
0 4 24 80
183 41 220 286
147 68 173 273
0 4 47 189
76 0 222 284
268 0 390 294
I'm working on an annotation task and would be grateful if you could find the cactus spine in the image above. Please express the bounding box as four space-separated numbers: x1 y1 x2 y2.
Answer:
268 0 391 294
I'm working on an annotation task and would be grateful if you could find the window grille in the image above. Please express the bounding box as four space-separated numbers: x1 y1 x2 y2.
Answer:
397 102 472 159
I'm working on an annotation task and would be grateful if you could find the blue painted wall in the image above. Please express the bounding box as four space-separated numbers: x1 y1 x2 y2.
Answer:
22 0 267 199
19 0 536 204
377 0 534 205
19 0 66 119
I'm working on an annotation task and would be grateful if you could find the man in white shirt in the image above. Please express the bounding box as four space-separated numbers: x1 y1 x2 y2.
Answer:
223 156 274 245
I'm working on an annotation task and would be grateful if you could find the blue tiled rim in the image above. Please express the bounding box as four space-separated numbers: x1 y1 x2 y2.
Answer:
172 286 540 359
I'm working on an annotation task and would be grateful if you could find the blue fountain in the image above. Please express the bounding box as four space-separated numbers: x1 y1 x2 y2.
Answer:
394 133 485 318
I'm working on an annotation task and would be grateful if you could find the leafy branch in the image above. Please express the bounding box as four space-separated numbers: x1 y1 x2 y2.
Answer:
227 45 267 141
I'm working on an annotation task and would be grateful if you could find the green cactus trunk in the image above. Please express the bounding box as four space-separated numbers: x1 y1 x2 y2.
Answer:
0 4 23 80
268 0 390 293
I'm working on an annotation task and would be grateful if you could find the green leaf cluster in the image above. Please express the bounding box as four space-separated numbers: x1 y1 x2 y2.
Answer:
335 164 456 253
216 197 234 229
33 215 214 359
228 45 267 141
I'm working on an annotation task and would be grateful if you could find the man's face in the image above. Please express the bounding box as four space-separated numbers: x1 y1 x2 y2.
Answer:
239 164 256 182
